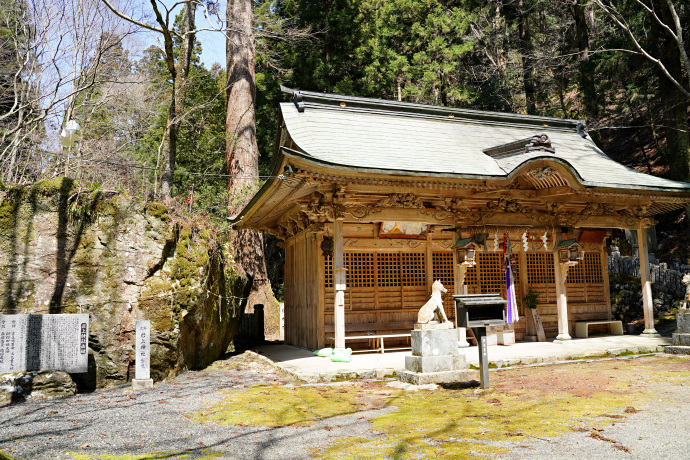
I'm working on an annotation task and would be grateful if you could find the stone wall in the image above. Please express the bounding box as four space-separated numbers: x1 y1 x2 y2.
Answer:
0 178 251 389
608 254 685 323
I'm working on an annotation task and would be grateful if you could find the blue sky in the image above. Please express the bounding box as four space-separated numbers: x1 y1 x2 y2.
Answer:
146 0 226 69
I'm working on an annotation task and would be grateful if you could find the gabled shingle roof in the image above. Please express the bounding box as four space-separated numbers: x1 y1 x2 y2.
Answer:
281 88 690 191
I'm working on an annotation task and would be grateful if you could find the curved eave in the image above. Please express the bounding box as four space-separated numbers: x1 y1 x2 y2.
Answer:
281 146 690 194
228 151 288 228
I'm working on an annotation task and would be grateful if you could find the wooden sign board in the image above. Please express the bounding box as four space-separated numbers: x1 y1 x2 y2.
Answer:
527 308 546 342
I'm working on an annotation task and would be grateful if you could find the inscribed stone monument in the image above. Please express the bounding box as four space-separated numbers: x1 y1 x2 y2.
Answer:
133 320 154 390
0 314 89 374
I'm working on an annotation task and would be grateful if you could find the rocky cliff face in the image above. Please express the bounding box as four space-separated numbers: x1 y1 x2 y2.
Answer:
0 178 251 389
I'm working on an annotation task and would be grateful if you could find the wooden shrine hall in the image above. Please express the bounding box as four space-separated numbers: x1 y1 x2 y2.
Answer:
231 88 690 350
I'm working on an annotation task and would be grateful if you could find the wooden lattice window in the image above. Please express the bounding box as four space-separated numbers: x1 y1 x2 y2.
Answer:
464 252 522 288
584 253 603 283
324 254 333 288
477 253 507 294
378 252 401 287
345 253 375 287
526 253 555 284
402 252 425 286
567 252 603 284
432 252 454 291
465 262 478 286
567 261 585 284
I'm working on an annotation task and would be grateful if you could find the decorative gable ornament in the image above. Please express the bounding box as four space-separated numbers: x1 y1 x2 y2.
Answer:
525 133 555 153
557 239 584 265
453 237 480 266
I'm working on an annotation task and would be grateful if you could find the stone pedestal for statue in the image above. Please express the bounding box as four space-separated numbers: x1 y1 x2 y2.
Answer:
666 308 690 355
397 322 477 385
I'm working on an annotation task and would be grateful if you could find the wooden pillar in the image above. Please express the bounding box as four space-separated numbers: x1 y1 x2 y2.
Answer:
637 226 659 335
425 231 433 290
316 233 326 349
452 230 470 347
333 218 347 349
553 233 571 340
601 244 612 320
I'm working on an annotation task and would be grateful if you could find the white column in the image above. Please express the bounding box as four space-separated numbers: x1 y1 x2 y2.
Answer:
457 264 469 347
637 227 659 335
452 230 469 347
553 234 571 341
333 218 346 349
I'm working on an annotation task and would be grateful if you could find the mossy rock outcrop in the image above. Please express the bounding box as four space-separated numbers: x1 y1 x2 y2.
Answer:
0 179 251 389
0 371 77 404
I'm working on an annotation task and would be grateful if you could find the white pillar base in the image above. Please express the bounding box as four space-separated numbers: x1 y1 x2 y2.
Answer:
457 327 470 348
642 329 661 337
555 334 572 341
132 378 154 390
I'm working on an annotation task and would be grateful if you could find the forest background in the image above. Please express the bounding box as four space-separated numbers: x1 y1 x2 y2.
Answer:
1 0 689 307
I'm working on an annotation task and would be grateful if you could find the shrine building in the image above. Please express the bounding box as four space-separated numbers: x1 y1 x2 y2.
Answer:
231 88 690 351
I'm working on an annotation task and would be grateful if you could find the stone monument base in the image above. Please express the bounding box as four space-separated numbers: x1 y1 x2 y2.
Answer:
132 378 154 390
672 332 690 346
398 322 475 385
397 369 478 385
665 309 690 355
664 345 690 355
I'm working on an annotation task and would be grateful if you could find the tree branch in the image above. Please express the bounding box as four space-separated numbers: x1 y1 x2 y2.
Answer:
99 0 163 34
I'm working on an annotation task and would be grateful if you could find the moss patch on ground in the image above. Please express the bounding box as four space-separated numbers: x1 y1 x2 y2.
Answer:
190 384 362 427
189 356 690 459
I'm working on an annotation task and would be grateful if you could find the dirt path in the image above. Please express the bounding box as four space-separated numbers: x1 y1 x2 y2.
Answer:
1 352 689 459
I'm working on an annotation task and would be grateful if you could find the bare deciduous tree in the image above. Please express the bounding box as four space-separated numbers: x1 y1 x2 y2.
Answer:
0 0 136 184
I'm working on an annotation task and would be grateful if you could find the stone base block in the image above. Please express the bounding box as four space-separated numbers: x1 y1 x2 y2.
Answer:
132 378 154 390
673 333 690 346
677 310 690 333
498 330 515 345
485 331 498 346
412 328 460 357
405 354 465 373
665 345 690 355
414 322 454 330
522 335 537 342
397 369 479 385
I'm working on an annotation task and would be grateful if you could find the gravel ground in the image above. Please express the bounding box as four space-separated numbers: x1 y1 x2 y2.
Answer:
500 377 690 460
0 352 388 460
1 351 689 459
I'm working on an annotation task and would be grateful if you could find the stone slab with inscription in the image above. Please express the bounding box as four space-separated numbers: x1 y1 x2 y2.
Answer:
133 320 153 390
0 314 89 374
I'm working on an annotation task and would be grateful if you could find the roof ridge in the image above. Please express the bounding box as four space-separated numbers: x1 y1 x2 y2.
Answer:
281 86 584 131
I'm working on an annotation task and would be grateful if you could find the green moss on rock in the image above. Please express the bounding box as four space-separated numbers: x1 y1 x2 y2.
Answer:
145 202 171 222
30 177 75 197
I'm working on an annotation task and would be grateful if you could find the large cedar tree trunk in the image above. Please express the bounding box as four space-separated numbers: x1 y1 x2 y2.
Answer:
517 0 537 115
649 0 689 183
226 0 278 324
570 0 599 121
